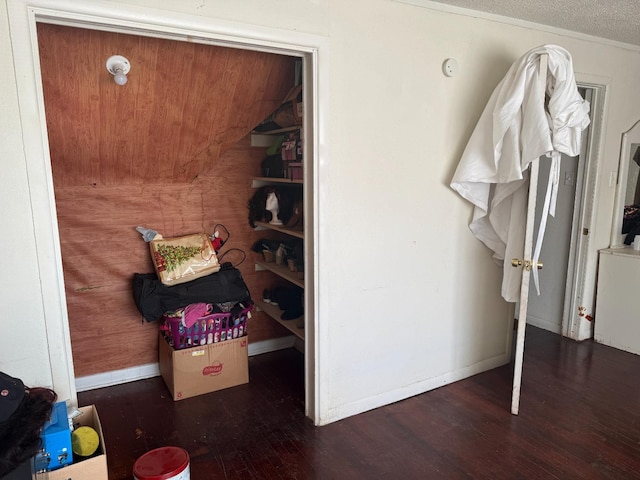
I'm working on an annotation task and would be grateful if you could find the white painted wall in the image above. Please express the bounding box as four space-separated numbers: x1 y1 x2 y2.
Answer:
0 3 69 393
3 0 640 425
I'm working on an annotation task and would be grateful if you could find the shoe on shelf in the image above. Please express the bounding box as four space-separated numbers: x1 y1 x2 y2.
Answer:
262 289 271 304
262 250 274 262
281 306 303 320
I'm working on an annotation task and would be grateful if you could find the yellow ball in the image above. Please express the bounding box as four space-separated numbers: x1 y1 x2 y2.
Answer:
71 426 100 457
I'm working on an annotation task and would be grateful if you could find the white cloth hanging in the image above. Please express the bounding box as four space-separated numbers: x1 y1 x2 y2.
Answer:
450 45 590 302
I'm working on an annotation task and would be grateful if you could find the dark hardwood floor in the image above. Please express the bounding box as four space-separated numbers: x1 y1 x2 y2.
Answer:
78 326 640 479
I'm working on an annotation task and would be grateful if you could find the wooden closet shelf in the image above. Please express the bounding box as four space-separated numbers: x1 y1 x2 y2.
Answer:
255 259 304 288
251 177 303 187
256 299 304 340
251 125 302 135
253 221 303 239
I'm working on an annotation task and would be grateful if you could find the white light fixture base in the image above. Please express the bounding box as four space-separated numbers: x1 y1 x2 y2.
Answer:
106 55 130 75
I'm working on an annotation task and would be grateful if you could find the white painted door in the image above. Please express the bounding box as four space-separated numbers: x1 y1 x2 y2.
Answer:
511 55 547 415
511 158 541 415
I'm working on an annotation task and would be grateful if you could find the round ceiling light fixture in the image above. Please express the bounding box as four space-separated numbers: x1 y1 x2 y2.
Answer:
106 55 131 86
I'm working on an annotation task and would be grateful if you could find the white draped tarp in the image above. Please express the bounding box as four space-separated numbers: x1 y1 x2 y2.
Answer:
450 45 591 302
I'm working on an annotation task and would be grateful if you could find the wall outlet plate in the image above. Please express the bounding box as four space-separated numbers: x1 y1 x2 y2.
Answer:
442 58 458 77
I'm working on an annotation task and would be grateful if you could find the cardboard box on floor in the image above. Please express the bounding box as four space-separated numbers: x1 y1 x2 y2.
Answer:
36 405 108 480
159 333 249 401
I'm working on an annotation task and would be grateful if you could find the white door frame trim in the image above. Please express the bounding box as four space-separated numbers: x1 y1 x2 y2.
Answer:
7 0 327 423
562 80 608 341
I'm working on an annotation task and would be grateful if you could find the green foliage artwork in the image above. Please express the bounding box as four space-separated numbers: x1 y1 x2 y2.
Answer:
156 244 200 272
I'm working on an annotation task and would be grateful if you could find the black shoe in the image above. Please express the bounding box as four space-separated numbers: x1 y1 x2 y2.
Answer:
281 306 303 320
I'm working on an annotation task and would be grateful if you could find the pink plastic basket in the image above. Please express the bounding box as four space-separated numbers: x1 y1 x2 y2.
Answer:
161 305 251 350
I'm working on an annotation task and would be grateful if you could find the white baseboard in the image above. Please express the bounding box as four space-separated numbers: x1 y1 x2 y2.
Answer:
75 363 160 392
316 352 511 426
249 335 296 355
75 336 296 392
526 314 561 335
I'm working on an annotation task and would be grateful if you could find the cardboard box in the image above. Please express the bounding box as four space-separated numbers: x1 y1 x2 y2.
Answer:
36 405 108 480
159 333 249 401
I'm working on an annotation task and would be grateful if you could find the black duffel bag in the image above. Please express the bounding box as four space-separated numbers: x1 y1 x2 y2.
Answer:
132 263 252 322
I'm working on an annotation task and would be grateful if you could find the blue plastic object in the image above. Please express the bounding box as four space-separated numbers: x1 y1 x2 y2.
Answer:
34 401 72 472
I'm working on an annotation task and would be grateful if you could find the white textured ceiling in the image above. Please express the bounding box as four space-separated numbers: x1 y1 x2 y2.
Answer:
428 0 640 47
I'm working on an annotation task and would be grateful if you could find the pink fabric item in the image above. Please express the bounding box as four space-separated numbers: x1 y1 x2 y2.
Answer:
182 302 211 328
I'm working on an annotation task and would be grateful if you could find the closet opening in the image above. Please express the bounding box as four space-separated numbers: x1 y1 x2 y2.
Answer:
23 7 319 422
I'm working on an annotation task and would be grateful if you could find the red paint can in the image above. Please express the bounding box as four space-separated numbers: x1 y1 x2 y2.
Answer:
133 446 190 480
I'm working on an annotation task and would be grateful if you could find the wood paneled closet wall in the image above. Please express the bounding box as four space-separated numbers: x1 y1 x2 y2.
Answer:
37 23 297 377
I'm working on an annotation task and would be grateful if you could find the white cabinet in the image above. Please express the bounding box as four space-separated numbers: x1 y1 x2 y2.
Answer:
594 248 640 355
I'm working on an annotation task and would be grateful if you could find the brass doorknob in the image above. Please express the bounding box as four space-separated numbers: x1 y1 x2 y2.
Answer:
511 259 543 271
